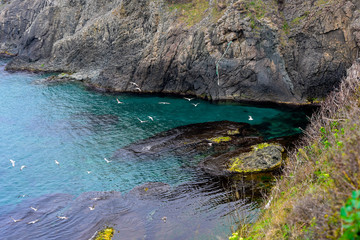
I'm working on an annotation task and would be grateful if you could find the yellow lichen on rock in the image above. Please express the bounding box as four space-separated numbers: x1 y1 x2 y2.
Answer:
95 227 114 240
227 129 240 135
207 136 232 143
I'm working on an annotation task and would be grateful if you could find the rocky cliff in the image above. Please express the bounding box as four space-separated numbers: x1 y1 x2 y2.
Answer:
0 0 359 103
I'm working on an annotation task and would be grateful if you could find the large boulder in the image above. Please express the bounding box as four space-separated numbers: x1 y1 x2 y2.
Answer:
199 142 284 176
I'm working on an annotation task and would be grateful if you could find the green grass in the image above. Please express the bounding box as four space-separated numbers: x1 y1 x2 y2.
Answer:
230 62 360 239
167 0 210 27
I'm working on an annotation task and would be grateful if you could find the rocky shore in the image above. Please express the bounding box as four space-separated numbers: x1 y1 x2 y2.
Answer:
1 0 359 103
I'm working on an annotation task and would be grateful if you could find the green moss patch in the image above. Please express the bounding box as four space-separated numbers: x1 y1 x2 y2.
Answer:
167 0 209 27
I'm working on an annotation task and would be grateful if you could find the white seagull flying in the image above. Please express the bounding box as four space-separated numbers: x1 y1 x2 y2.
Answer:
192 103 200 107
27 219 39 224
10 159 15 167
30 207 38 212
11 217 22 223
184 97 194 101
20 165 26 171
248 116 253 121
104 158 111 163
137 117 147 123
148 116 154 121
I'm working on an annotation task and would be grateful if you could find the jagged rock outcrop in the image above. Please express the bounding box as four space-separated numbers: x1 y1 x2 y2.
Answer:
0 0 359 102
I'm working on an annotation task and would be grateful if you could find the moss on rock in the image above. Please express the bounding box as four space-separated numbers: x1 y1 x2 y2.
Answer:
228 143 284 173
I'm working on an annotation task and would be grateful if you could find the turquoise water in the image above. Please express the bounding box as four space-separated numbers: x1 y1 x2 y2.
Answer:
0 58 311 239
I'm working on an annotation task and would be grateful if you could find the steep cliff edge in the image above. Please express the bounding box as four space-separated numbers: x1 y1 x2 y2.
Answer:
0 0 359 103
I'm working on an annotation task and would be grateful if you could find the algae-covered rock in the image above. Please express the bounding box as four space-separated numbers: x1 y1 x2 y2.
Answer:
94 227 114 240
199 141 289 176
228 143 284 173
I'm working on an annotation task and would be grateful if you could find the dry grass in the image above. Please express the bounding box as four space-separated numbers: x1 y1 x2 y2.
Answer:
239 60 360 239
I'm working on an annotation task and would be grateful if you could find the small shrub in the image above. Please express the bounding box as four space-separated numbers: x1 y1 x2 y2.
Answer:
340 190 360 239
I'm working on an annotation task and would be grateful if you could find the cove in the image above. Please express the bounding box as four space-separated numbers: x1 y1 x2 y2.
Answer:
0 58 312 239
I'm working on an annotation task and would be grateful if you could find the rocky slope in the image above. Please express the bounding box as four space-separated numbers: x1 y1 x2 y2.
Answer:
0 0 359 103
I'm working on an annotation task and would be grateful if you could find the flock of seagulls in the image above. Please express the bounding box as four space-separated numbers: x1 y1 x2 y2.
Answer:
7 155 115 225
6 82 254 226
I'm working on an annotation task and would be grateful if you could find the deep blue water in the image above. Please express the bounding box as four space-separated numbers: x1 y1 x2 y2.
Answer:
0 58 310 239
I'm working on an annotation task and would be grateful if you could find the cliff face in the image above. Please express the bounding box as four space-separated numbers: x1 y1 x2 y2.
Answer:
0 0 359 103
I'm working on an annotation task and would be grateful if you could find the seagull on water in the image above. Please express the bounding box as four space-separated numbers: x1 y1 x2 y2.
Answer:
30 206 38 212
130 82 139 87
184 97 194 101
158 102 170 104
192 103 200 107
11 217 22 223
116 98 123 104
104 158 111 163
20 165 26 171
55 160 60 166
161 216 167 223
89 206 95 211
137 117 147 123
148 116 154 121
248 116 253 121
10 159 15 167
57 216 68 220
27 219 39 224
87 171 91 174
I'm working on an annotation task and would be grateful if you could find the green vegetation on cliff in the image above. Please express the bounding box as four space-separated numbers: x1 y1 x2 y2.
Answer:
231 62 360 239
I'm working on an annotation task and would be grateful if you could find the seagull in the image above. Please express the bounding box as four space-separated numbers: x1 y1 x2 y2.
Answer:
184 97 194 101
148 116 154 121
130 82 139 87
10 159 15 167
137 117 147 123
30 207 38 212
89 206 95 211
116 98 123 104
161 216 167 223
57 216 68 220
135 87 142 92
104 158 111 163
248 116 253 121
192 103 200 107
55 160 60 166
158 102 170 104
87 171 91 174
20 165 26 171
208 142 213 147
11 217 22 223
27 219 39 224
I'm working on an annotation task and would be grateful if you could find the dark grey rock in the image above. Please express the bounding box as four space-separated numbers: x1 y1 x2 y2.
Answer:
1 0 359 102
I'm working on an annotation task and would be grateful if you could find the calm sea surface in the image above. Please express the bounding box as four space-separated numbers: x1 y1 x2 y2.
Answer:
0 58 311 239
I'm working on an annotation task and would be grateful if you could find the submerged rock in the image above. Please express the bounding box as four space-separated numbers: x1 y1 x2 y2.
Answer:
113 120 262 160
128 182 172 200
